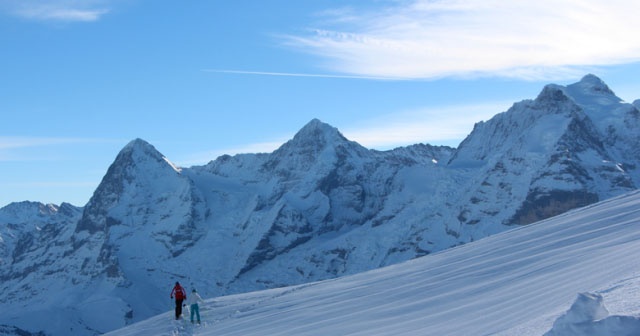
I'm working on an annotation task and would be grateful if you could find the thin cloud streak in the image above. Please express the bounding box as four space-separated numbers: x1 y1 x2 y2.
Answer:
2 0 110 22
176 140 289 167
22 8 109 22
284 0 640 80
203 69 404 81
4 181 98 188
0 136 109 150
0 137 120 162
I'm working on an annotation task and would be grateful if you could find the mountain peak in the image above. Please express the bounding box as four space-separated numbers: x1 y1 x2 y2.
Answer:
76 139 179 233
579 73 608 87
536 84 571 104
568 74 616 97
125 137 150 147
280 119 352 153
534 74 613 104
121 138 162 158
0 201 58 219
293 118 345 142
110 138 179 174
265 119 365 173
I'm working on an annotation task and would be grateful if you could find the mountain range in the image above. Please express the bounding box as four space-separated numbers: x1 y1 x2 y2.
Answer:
1 74 639 335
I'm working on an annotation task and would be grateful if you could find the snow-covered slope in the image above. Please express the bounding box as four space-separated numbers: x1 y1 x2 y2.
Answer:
104 190 640 336
1 75 639 335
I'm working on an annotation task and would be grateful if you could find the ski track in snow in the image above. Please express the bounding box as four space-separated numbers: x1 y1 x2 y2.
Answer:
104 190 640 336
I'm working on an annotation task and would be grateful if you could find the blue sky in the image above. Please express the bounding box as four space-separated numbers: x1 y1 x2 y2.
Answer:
1 0 640 208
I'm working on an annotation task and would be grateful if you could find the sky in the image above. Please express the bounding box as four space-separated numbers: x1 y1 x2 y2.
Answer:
1 0 640 208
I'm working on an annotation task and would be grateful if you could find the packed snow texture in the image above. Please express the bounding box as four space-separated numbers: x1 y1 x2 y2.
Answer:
105 190 640 336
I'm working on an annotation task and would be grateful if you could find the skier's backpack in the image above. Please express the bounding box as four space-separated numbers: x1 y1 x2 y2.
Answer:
174 286 186 300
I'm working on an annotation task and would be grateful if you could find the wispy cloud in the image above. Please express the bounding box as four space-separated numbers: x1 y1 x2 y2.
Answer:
4 181 98 188
0 136 118 161
1 0 110 22
0 136 95 150
203 69 402 81
18 7 109 22
175 140 289 167
342 101 511 149
284 0 640 81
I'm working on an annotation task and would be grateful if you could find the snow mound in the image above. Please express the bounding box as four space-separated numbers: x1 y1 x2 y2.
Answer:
545 292 640 336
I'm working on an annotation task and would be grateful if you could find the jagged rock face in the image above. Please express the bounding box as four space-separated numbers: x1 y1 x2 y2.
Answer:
0 202 82 277
0 200 83 326
188 121 457 290
0 139 211 335
78 139 191 233
72 139 207 293
1 75 639 336
79 139 204 249
451 77 638 226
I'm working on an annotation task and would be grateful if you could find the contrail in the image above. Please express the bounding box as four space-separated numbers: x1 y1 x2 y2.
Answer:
202 69 407 81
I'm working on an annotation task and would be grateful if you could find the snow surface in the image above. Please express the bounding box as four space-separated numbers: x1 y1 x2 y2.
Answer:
105 190 640 336
544 292 640 336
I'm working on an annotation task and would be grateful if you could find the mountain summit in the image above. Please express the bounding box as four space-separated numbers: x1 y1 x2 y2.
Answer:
289 118 349 147
1 75 639 336
76 138 184 234
450 74 638 227
569 73 617 97
266 118 368 175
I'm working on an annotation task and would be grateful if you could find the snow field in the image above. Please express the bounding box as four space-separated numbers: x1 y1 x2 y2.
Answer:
105 190 640 336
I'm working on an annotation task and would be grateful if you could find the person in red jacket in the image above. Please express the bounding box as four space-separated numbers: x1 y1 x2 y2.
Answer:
170 282 187 319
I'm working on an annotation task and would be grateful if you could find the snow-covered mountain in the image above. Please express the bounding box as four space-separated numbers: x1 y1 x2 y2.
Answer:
103 189 640 336
0 74 639 335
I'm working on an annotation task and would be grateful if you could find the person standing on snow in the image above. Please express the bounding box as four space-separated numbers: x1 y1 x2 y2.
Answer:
170 282 187 319
188 288 204 324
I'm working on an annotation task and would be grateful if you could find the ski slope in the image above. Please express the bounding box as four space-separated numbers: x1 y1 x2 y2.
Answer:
105 190 640 336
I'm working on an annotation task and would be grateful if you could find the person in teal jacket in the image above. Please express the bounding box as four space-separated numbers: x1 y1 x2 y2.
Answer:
187 288 204 324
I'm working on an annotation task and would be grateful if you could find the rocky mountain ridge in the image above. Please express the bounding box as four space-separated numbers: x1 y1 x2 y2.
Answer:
1 74 639 335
